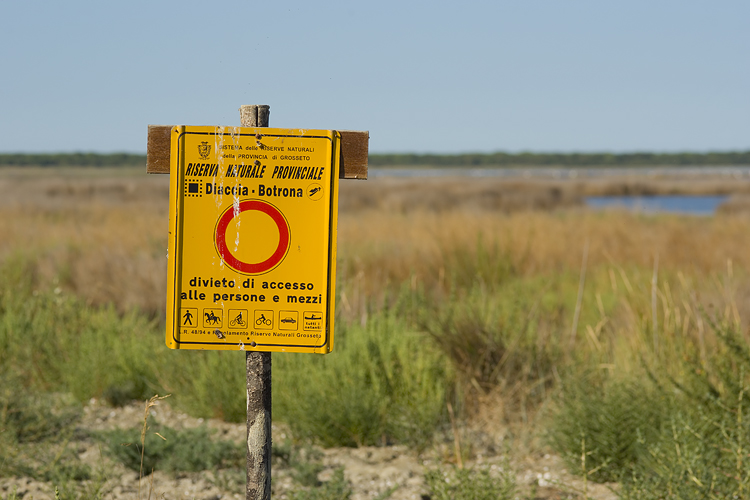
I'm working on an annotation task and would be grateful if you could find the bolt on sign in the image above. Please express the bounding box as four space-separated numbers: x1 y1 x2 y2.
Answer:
166 126 341 353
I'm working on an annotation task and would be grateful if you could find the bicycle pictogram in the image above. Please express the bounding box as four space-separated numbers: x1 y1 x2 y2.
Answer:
256 314 272 326
230 312 246 327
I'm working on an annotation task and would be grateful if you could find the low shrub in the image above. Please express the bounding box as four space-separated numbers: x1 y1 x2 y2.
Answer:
290 468 352 500
424 464 516 500
0 375 82 444
418 275 580 420
551 322 750 497
100 424 243 473
0 377 90 483
273 311 453 448
620 408 750 499
620 326 750 498
547 375 669 482
156 349 248 422
0 255 161 404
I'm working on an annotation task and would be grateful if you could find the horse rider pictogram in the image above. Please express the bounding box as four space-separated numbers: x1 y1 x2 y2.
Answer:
205 311 221 325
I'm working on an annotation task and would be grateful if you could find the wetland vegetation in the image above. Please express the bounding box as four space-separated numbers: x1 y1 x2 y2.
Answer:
3 164 750 498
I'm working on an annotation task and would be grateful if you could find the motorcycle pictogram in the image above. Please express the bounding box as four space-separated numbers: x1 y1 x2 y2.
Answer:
255 314 272 326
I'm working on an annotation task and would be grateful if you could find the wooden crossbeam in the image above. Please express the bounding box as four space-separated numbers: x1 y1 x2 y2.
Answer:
146 125 368 179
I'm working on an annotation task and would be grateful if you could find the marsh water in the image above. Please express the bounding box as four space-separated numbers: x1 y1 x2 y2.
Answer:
369 166 745 214
585 195 728 215
369 166 750 179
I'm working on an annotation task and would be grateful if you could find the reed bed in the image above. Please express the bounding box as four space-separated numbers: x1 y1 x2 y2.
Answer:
5 170 750 318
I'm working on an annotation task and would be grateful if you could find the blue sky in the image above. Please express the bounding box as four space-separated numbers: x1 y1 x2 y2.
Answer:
1 1 747 154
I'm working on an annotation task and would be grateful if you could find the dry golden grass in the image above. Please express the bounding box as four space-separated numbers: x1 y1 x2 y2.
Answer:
338 174 750 298
3 167 750 321
338 209 750 299
0 168 169 314
0 204 168 314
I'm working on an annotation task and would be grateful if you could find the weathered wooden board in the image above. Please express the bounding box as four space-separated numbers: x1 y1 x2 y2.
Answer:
146 125 172 174
147 125 368 180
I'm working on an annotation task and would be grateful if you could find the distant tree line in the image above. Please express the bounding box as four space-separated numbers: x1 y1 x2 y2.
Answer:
1 151 750 168
368 151 750 167
0 153 146 167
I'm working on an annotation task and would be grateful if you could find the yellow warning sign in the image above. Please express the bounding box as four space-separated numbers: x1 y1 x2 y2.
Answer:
166 126 340 353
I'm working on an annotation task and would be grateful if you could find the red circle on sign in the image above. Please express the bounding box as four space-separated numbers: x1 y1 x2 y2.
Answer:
215 200 290 275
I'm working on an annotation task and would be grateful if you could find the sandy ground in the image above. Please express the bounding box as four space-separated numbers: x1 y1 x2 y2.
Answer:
0 399 617 500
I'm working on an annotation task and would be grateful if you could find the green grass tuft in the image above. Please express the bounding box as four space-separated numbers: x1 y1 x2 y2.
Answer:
290 468 353 500
99 424 243 474
424 464 516 500
0 378 92 486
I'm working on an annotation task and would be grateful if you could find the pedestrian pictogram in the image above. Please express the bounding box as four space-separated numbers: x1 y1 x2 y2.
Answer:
181 308 198 327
